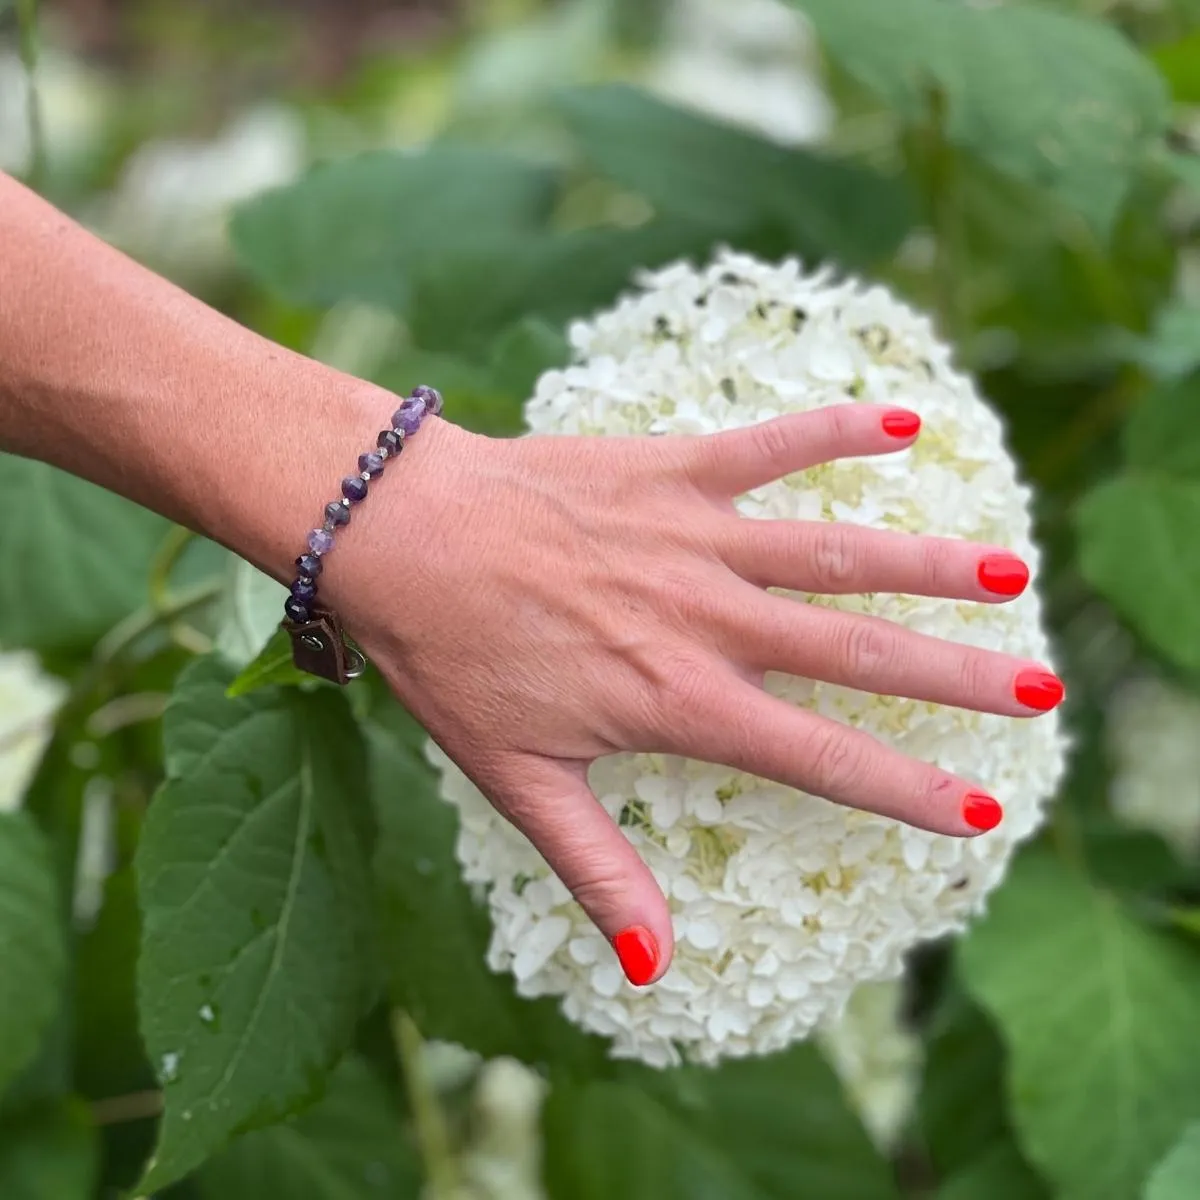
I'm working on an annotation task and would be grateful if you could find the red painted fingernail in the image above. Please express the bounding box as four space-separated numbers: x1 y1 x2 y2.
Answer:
962 792 1003 832
613 926 660 986
881 410 921 438
1014 669 1065 712
977 553 1029 597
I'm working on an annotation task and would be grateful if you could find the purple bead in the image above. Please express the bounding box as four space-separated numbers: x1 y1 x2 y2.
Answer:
411 385 443 416
296 554 323 579
291 576 317 603
325 500 350 528
342 476 368 504
358 451 385 478
284 596 311 624
378 429 403 455
392 397 426 436
308 528 335 555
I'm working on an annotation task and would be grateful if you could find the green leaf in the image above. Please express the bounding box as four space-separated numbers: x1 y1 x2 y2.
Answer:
935 1143 1049 1200
488 316 571 403
225 627 314 699
1151 30 1200 105
213 562 289 669
958 851 1200 1200
135 657 376 1192
791 0 1169 236
197 1056 421 1199
230 147 558 311
1126 376 1200 479
0 456 168 650
1145 1123 1200 1200
1076 476 1200 672
0 1100 98 1199
0 812 66 1095
1122 302 1200 382
369 711 606 1074
556 84 914 266
543 1047 900 1200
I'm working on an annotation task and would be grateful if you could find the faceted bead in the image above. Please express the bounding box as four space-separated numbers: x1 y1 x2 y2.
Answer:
284 596 311 624
296 553 323 579
342 475 368 504
377 429 402 455
324 500 350 527
308 528 335 555
358 451 385 478
392 396 426 436
411 385 443 416
291 576 317 603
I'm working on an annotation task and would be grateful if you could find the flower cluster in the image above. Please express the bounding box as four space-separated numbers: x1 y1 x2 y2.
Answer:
1107 674 1200 860
0 649 66 813
432 250 1069 1065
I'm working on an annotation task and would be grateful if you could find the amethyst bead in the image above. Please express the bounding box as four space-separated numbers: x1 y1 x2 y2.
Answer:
358 451 385 478
392 396 426 436
377 429 403 455
411 385 443 417
342 475 368 504
296 553 323 579
325 500 350 528
291 576 317 603
308 528 335 556
284 596 311 624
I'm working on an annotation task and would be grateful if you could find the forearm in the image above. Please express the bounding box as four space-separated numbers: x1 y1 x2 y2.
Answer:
0 171 402 587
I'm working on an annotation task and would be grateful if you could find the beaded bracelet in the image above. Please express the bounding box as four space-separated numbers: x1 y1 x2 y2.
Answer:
281 384 443 684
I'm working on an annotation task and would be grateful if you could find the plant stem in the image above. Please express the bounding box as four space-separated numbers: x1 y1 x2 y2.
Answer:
392 1009 461 1197
90 1090 164 1127
14 0 46 193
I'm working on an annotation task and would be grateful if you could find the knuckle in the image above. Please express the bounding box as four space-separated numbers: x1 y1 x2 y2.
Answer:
838 618 894 679
658 652 719 721
919 536 955 590
750 417 795 468
810 526 862 591
958 650 997 704
805 726 862 798
823 402 858 445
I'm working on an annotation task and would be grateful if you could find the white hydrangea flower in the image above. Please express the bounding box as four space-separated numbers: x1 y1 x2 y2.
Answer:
431 249 1069 1066
1107 674 1200 860
647 0 833 147
817 980 921 1153
0 649 66 812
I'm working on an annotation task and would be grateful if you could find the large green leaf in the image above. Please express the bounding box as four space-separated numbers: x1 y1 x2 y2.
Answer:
0 812 66 1095
135 657 376 1192
543 1048 900 1200
1076 476 1200 672
1145 1123 1200 1200
197 1056 422 1199
230 147 558 311
369 710 607 1075
1125 376 1200 479
791 0 1169 236
0 456 168 650
556 85 914 266
934 1144 1048 1200
1122 302 1200 382
958 851 1200 1200
0 1100 98 1199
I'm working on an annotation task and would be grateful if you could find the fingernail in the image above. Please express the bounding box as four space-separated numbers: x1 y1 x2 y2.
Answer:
881 410 921 439
1014 669 1065 712
962 791 1003 832
977 553 1029 597
613 926 659 986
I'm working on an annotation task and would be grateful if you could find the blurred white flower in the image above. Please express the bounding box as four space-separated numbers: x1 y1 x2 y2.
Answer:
817 979 921 1152
1107 674 1200 860
432 249 1068 1067
646 0 833 146
0 48 111 176
98 104 306 276
0 649 66 812
459 1058 547 1200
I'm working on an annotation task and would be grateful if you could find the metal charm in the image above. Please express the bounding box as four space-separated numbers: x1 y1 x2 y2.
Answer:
282 607 368 685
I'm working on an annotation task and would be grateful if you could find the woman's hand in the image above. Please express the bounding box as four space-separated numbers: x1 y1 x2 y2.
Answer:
330 404 1063 986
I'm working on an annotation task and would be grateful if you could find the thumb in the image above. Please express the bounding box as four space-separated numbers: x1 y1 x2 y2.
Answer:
491 756 675 986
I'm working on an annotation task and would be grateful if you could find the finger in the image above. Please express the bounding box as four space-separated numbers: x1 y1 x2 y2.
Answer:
668 673 1004 836
674 403 921 497
490 755 675 986
721 518 1031 602
722 587 1064 717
